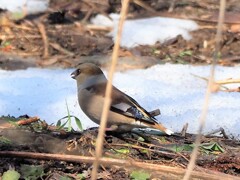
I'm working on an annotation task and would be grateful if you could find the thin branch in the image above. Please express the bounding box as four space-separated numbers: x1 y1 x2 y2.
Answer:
109 143 178 158
0 151 236 180
49 42 75 56
205 127 229 139
181 123 188 137
133 0 156 13
183 0 226 179
36 22 49 59
16 116 40 125
91 0 130 179
216 79 240 84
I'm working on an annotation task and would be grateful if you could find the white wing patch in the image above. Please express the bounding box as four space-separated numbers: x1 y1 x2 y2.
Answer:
131 120 149 127
113 102 131 112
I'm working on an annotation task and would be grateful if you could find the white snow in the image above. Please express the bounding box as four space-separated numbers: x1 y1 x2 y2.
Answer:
0 64 239 138
91 14 198 48
0 0 49 14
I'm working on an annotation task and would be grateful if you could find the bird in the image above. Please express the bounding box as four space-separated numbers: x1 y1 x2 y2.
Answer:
71 63 173 135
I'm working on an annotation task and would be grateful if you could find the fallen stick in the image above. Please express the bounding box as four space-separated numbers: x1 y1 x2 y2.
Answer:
49 42 75 56
205 127 229 139
181 123 188 137
191 73 240 92
17 116 40 126
36 22 49 59
0 151 238 180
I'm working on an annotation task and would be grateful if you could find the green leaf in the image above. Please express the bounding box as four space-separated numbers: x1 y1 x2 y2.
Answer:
57 115 70 122
115 148 130 154
60 176 72 180
58 118 69 129
137 136 145 142
20 164 44 180
77 173 86 180
56 100 83 132
170 145 184 152
75 117 83 131
130 170 150 180
0 136 12 144
65 100 72 132
2 170 20 180
1 41 11 47
179 50 192 57
140 149 149 154
170 144 193 153
8 121 19 127
217 52 222 59
199 142 224 153
158 137 166 143
56 119 62 127
67 119 72 132
56 115 82 130
10 12 25 20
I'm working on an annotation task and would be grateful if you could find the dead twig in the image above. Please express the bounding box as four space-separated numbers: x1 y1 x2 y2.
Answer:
49 43 75 56
184 1 226 179
192 73 240 92
36 22 49 59
12 24 37 31
0 151 237 180
205 127 229 139
82 0 111 22
223 87 240 92
216 79 240 85
1 35 42 39
81 7 94 23
37 57 58 66
220 56 240 63
86 24 112 32
91 0 130 179
109 143 178 159
122 137 190 163
13 52 42 56
132 0 156 14
181 123 188 137
168 0 176 12
16 116 40 126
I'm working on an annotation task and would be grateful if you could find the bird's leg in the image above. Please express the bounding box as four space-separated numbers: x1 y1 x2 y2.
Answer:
131 129 152 142
104 125 129 141
106 126 152 142
105 125 118 131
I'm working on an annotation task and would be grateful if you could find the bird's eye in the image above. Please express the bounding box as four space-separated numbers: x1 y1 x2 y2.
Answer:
76 69 81 75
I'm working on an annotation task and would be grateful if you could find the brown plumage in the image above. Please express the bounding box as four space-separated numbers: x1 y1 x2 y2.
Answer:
71 63 173 135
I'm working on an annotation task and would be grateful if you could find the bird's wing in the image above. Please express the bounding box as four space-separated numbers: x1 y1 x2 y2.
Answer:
85 82 158 125
111 86 158 124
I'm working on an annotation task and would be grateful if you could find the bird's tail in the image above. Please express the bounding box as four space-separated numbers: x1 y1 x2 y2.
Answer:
150 123 174 135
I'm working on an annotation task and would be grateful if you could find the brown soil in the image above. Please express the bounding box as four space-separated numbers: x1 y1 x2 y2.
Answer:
0 0 240 70
0 115 239 179
0 0 240 179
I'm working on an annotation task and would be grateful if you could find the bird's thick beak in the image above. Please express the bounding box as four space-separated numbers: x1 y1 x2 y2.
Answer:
71 72 76 79
71 70 78 79
71 69 81 79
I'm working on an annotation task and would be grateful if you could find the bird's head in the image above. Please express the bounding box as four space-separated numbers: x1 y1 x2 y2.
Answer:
71 63 105 84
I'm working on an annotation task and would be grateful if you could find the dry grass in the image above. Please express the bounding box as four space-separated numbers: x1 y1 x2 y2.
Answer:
91 0 130 179
183 0 226 179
